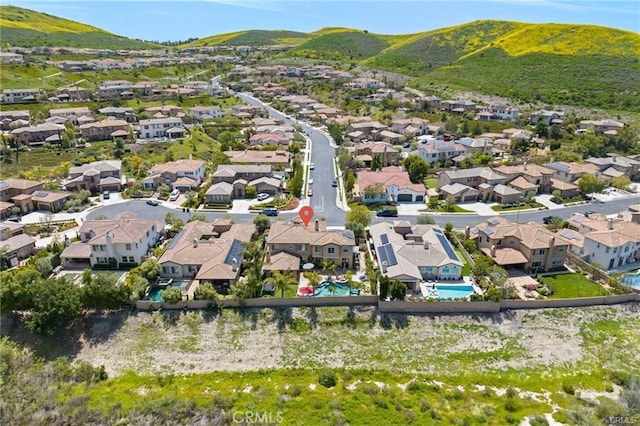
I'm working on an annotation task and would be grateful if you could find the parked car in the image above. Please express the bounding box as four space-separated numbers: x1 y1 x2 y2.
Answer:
102 191 110 200
261 207 278 216
308 178 314 185
146 199 159 206
584 211 596 217
309 163 315 170
257 193 270 201
376 208 398 217
332 179 338 187
308 189 313 197
169 189 180 201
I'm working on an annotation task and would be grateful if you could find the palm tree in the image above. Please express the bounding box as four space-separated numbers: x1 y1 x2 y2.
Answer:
304 271 321 297
321 260 336 280
271 269 297 298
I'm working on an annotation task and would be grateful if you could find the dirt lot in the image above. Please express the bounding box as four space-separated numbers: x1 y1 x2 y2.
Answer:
2 303 639 377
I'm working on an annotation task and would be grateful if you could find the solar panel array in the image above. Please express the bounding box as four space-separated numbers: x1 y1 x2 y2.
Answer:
560 231 581 241
380 233 389 244
378 243 397 267
484 228 494 235
436 233 459 262
488 218 501 226
34 191 49 197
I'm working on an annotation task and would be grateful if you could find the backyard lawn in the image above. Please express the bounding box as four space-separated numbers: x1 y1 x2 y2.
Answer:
540 273 609 298
455 249 471 276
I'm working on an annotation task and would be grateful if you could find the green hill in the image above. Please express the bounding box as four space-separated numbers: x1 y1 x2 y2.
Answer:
287 29 391 61
182 30 310 47
0 6 159 49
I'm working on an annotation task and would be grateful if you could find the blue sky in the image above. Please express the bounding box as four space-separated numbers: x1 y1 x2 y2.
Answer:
3 0 639 42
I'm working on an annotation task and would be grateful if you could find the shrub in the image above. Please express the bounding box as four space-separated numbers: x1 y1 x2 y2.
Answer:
318 369 337 388
504 398 520 412
562 382 575 395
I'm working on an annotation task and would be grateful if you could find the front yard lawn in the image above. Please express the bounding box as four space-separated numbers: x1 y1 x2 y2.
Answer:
492 200 545 212
540 273 609 298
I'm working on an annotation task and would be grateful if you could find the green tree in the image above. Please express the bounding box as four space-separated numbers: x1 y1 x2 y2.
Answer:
245 184 257 199
417 214 435 224
187 212 207 222
194 282 219 301
345 205 372 228
390 279 407 301
611 175 631 190
404 155 430 183
428 197 440 210
445 195 456 211
445 222 454 234
270 269 297 298
327 123 343 145
35 256 54 278
138 258 160 281
363 183 385 201
253 214 271 235
160 287 182 304
81 272 130 310
578 174 605 196
304 271 322 295
534 121 548 138
371 154 382 171
114 138 125 159
321 260 337 280
27 276 82 335
379 275 390 300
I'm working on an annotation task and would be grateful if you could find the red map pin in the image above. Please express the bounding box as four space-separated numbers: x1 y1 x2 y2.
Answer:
299 206 314 226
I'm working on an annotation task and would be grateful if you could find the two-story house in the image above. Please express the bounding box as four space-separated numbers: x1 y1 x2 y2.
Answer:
61 213 162 268
207 165 277 202
143 158 206 191
493 162 555 194
2 88 42 104
79 119 130 141
469 216 569 273
0 221 35 267
368 222 463 291
158 219 255 292
11 122 66 147
188 106 224 120
138 117 185 140
265 220 356 271
355 142 399 168
64 160 123 192
355 166 426 203
416 139 467 166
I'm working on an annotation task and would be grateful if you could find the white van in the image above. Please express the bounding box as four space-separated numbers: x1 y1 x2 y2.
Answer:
169 189 180 201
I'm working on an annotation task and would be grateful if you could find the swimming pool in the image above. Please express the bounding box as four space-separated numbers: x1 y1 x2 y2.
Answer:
146 280 191 301
620 274 640 289
424 284 475 300
313 281 356 297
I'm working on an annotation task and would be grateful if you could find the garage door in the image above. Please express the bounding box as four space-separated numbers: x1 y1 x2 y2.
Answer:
397 194 413 202
415 195 424 202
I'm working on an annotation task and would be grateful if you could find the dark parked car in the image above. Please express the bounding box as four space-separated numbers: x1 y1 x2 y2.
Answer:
102 191 110 200
376 209 398 217
332 179 338 187
146 199 159 206
261 207 278 217
542 215 561 225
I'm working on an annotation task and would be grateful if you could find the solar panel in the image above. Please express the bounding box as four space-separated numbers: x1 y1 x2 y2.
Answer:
378 245 388 265
224 239 245 265
470 227 478 234
433 228 443 235
34 191 49 197
384 244 397 266
560 231 580 241
488 218 500 226
436 233 459 262
380 233 389 245
484 228 494 235
0 182 7 189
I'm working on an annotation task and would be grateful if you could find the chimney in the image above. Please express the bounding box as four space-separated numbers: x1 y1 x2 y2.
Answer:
490 245 496 257
608 218 614 230
314 219 319 232
424 241 429 250
381 260 388 273
193 238 198 248
265 250 271 263
232 258 238 272
549 236 555 248
523 161 527 170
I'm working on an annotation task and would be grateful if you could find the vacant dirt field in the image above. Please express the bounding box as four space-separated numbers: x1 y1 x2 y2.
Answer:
2 303 639 377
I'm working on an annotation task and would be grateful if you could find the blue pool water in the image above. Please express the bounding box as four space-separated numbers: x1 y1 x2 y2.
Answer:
146 280 191 301
314 281 356 297
620 274 640 288
425 284 475 300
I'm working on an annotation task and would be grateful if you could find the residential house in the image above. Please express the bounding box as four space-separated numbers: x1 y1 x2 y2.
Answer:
11 122 66 147
265 220 356 271
457 137 493 155
345 121 389 142
438 183 480 203
158 219 255 292
416 139 467 166
0 221 35 267
585 155 640 182
368 222 463 291
143 158 206 191
391 117 430 137
0 178 43 204
188 105 224 120
530 110 564 125
413 95 441 111
0 52 24 64
565 214 640 271
0 110 30 130
2 88 41 103
224 150 291 168
480 105 520 121
468 217 569 272
355 166 426 203
145 105 184 118
231 104 263 118
545 161 601 184
61 212 161 268
55 86 92 102
355 142 400 168
209 164 276 200
437 167 507 190
345 77 382 90
493 162 555 194
98 106 138 123
579 119 624 135
49 106 93 125
249 133 291 147
138 117 185 139
97 80 134 99
65 160 123 192
79 119 130 141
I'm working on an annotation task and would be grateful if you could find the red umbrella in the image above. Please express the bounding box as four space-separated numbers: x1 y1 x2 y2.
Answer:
300 286 314 295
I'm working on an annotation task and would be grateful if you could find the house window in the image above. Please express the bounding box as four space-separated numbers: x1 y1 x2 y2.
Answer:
343 247 349 253
314 246 321 253
97 257 108 264
328 247 336 255
531 261 542 268
129 256 135 263
606 247 610 254
296 244 304 251
558 247 565 252
125 243 132 251
122 256 128 262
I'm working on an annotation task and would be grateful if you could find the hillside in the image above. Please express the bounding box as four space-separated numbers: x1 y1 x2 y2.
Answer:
287 29 392 61
182 29 310 47
0 6 159 49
